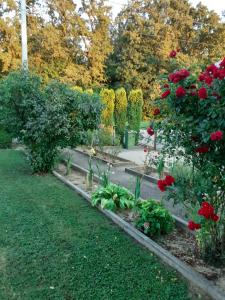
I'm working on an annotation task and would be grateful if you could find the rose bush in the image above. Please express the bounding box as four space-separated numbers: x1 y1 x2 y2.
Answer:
155 57 225 262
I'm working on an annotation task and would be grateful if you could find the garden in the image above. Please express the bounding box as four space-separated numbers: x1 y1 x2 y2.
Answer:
1 0 225 299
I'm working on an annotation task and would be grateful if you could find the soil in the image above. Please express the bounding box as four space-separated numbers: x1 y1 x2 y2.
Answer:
56 163 225 294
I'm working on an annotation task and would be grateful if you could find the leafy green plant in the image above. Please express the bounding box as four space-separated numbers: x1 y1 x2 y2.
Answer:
0 71 102 173
91 184 135 211
135 200 174 237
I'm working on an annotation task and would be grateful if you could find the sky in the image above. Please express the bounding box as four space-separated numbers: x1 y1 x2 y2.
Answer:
105 0 224 18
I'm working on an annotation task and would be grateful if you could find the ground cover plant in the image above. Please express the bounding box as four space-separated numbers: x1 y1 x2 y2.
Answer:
0 150 190 300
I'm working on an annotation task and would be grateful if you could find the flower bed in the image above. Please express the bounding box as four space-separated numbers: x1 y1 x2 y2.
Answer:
54 160 225 300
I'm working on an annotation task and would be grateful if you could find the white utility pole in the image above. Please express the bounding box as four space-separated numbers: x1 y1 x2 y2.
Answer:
20 0 28 70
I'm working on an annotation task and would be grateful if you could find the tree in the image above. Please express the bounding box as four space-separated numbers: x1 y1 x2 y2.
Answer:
127 89 143 139
114 87 127 141
100 88 115 127
107 0 225 117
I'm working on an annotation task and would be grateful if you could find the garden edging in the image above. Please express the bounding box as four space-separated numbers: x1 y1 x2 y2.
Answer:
53 170 225 300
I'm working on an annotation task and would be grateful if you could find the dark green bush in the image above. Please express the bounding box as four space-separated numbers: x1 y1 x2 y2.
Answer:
135 199 174 237
0 71 102 173
0 128 12 148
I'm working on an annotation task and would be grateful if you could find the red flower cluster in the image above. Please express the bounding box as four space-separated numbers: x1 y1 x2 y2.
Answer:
161 89 170 99
198 87 207 99
210 130 223 141
188 221 201 231
176 86 186 97
153 108 160 116
195 146 209 153
157 175 175 192
168 69 190 83
169 50 177 58
147 127 154 136
198 59 225 85
198 201 219 222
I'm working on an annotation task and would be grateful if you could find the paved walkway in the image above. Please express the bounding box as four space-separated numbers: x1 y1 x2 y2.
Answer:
68 149 186 219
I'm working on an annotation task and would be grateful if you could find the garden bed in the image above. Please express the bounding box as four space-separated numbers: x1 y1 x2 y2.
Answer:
125 165 168 184
54 161 225 300
74 147 135 167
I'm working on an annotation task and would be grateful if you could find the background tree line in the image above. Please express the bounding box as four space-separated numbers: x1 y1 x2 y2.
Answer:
1 0 225 116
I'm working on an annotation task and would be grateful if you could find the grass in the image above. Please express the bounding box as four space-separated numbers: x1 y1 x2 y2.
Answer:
0 150 191 300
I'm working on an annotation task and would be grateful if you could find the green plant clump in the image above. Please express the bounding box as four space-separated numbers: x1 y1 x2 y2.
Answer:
91 183 135 211
135 200 174 237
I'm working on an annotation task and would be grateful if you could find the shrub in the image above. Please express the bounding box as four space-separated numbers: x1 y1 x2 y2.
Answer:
127 89 143 140
91 184 135 211
0 71 102 173
115 87 127 141
100 88 115 127
156 56 225 262
0 128 12 148
135 200 174 237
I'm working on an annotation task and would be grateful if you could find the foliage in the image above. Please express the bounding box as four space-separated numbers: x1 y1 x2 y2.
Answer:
0 71 102 173
107 0 225 117
0 150 190 300
114 87 127 141
156 58 225 262
91 183 135 211
0 128 12 149
72 86 83 93
135 200 174 237
100 88 115 127
0 0 112 85
127 89 143 137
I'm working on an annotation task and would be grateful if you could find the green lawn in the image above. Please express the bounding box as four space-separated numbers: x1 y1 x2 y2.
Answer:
0 150 190 300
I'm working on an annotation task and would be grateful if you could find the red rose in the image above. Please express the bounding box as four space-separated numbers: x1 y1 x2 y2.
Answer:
211 214 219 222
153 108 160 116
198 201 214 219
205 76 213 86
176 86 186 97
206 64 218 75
190 84 196 89
198 87 207 99
210 130 223 141
157 179 166 192
169 69 190 83
169 50 177 58
164 175 175 186
144 147 148 153
161 89 171 99
198 73 205 81
147 127 154 136
195 146 209 153
188 221 201 231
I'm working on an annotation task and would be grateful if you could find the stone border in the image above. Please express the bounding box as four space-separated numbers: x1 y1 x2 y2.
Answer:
74 148 135 167
125 166 159 184
53 170 225 300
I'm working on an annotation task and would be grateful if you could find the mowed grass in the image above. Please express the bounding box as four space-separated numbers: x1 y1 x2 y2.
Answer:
0 150 191 300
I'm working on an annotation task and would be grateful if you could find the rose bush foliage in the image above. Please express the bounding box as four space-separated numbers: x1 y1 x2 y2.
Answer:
155 57 225 262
